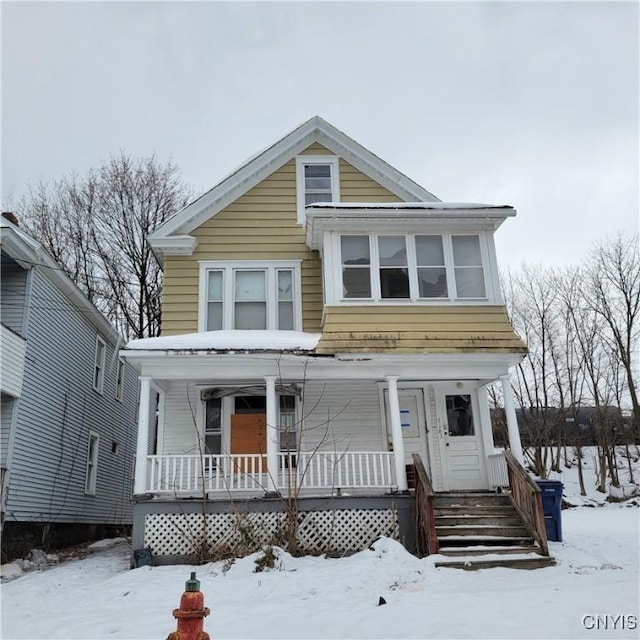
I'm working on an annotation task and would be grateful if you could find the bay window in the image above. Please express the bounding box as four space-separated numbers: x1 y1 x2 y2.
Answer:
337 233 488 302
199 261 301 331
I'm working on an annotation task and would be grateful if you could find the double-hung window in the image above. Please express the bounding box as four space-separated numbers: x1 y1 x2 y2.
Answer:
295 156 340 224
200 261 301 331
338 234 488 302
116 359 125 401
93 336 106 394
85 431 99 494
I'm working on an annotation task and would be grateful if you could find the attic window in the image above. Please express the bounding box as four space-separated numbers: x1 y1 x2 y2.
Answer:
295 156 340 224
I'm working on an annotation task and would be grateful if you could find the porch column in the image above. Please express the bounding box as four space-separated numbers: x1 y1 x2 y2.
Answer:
134 376 152 495
386 376 408 492
501 374 524 464
264 375 279 494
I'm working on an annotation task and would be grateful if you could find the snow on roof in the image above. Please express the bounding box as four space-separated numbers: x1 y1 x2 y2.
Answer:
307 202 513 210
126 330 322 352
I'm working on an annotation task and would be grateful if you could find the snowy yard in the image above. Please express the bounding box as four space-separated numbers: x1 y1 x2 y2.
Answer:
2 453 639 640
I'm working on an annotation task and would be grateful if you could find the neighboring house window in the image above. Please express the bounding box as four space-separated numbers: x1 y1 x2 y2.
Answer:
93 336 106 393
295 156 340 224
338 234 488 301
199 261 302 331
85 431 99 494
116 358 125 401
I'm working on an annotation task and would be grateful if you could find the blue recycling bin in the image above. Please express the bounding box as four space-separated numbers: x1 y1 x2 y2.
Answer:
535 480 563 542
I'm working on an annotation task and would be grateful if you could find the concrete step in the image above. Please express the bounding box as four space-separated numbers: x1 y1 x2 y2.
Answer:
436 525 532 538
434 556 556 571
435 515 523 527
437 545 542 557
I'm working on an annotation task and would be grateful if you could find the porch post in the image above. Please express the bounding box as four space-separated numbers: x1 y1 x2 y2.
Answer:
386 376 408 492
134 376 152 495
501 374 524 464
264 375 279 494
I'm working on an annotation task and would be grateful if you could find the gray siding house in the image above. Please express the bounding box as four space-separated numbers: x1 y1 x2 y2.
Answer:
0 215 139 560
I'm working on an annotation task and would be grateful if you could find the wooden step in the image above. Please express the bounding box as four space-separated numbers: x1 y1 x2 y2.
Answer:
434 492 511 507
435 515 523 527
435 556 556 571
434 504 516 516
437 535 534 547
437 545 542 557
436 525 532 538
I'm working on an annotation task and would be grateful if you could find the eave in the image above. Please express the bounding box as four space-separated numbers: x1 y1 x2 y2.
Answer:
147 116 441 262
305 203 517 249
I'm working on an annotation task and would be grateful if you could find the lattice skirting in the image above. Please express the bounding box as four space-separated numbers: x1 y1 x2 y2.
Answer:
144 508 400 557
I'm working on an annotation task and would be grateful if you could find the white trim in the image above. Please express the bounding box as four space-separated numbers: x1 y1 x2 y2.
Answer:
147 116 440 255
85 430 100 495
134 376 152 494
198 260 303 332
295 155 340 225
93 336 106 394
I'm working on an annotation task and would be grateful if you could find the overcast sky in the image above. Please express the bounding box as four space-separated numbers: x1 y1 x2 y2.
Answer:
2 1 638 269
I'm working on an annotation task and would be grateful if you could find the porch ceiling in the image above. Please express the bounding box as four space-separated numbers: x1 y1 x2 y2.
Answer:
120 350 522 383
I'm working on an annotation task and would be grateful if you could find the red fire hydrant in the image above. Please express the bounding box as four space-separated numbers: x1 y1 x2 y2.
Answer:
166 572 211 640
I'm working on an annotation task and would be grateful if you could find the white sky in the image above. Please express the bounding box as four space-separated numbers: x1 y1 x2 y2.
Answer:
2 1 638 269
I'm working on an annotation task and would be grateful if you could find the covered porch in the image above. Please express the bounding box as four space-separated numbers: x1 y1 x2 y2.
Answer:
123 343 525 501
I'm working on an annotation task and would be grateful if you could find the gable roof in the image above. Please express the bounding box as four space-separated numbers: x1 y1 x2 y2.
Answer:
148 116 440 249
0 218 124 344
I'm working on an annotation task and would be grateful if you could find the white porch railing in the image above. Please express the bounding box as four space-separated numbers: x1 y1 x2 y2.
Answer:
146 451 396 494
488 450 509 489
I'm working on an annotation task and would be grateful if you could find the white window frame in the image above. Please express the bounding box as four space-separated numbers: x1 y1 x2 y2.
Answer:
93 336 106 394
198 260 303 331
116 358 125 401
85 431 99 495
295 156 340 225
329 232 495 304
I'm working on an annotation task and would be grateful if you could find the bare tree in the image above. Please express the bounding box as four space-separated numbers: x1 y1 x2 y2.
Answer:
15 153 191 338
581 234 640 441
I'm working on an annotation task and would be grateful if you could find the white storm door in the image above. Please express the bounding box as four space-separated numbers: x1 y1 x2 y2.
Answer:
435 388 488 491
384 389 430 474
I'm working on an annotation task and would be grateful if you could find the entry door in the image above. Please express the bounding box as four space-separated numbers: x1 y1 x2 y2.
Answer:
230 413 267 474
435 388 487 490
384 389 430 474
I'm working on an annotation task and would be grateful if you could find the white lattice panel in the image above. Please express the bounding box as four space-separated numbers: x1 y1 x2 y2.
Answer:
144 508 399 557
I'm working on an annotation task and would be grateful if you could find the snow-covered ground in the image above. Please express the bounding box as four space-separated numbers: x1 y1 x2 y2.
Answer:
2 449 639 640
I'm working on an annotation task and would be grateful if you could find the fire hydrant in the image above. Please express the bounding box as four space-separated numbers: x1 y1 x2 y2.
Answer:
166 572 211 640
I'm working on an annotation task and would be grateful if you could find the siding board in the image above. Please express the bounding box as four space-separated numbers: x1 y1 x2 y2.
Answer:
4 270 138 525
161 142 403 337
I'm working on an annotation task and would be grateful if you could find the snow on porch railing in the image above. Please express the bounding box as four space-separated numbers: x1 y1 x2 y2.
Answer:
277 451 396 490
488 450 509 489
146 451 396 494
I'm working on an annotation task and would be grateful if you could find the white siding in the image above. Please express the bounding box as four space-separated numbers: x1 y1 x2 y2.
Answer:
300 381 385 453
159 380 387 456
161 382 201 455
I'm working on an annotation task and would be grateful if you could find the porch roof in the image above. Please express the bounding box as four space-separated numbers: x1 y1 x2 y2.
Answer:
126 330 322 352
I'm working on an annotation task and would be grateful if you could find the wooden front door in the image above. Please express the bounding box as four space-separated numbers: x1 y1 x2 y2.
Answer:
230 413 268 475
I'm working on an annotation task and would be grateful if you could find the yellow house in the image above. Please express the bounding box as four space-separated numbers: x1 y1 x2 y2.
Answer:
122 117 546 566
